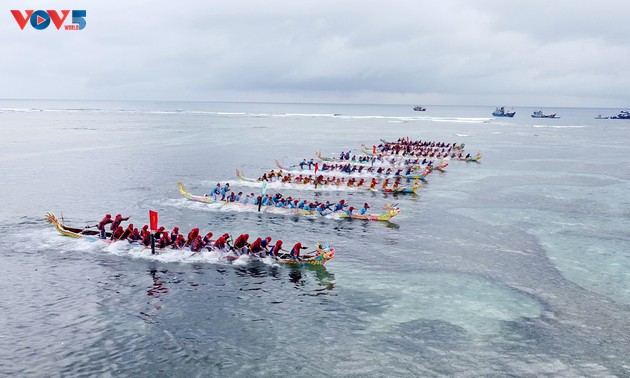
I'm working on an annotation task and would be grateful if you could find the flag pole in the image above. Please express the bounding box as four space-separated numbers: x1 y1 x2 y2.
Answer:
149 210 158 255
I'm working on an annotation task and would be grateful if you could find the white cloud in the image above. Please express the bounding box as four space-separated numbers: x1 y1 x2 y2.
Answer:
1 0 628 106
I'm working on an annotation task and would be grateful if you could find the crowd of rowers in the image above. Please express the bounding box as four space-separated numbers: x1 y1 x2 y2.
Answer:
96 214 318 260
330 151 435 166
374 138 468 158
205 183 372 215
293 161 436 176
258 170 418 189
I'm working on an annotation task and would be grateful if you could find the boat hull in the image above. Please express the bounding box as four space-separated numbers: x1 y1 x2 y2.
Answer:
492 112 516 117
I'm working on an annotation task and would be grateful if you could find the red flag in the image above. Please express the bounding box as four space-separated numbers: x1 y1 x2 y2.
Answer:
149 210 158 231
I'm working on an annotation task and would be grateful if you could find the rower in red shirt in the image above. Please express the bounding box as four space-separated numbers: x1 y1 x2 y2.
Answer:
290 242 308 260
98 214 112 239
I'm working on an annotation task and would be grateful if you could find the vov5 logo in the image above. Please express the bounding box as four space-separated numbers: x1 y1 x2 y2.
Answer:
11 10 87 30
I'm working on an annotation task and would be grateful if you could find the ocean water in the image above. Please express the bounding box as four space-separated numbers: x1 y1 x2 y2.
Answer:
0 100 629 377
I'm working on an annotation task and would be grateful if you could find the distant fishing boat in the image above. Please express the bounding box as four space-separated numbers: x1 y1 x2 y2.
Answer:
610 110 630 119
531 110 559 118
596 111 630 119
413 106 426 111
492 107 516 117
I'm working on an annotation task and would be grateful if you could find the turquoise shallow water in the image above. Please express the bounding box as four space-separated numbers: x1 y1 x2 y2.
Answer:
0 100 629 377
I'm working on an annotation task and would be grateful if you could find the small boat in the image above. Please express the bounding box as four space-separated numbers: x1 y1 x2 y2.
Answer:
595 115 609 119
45 212 335 266
531 110 559 118
460 153 483 163
413 106 426 111
177 183 401 222
492 107 516 117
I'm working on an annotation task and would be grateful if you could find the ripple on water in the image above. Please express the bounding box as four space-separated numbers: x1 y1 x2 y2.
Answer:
453 206 630 305
336 269 543 335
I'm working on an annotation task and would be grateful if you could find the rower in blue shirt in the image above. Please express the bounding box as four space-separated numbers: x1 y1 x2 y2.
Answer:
220 183 230 200
359 203 370 215
211 183 221 200
333 200 347 212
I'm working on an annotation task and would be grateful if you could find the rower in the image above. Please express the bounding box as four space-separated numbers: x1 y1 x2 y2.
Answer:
316 203 327 215
127 227 140 243
290 242 308 260
359 203 370 215
110 214 130 240
211 183 221 199
227 192 236 202
97 214 112 239
172 234 186 249
233 233 250 255
213 233 230 252
141 226 151 247
186 228 200 246
249 237 264 257
369 178 377 189
157 232 171 248
191 235 204 252
260 237 272 256
112 226 125 241
269 240 283 259
333 200 347 212
170 227 179 243
153 226 165 240
120 223 134 241
220 183 230 200
202 232 213 246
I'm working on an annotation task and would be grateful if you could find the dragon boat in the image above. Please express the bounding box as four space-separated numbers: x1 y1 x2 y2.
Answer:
178 183 401 221
235 170 420 194
379 138 465 150
315 151 427 168
314 151 449 173
273 159 436 181
361 144 481 162
45 212 335 266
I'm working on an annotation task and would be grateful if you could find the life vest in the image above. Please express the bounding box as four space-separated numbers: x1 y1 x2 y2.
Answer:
112 226 124 240
191 236 203 252
213 236 227 249
270 241 283 256
250 238 263 253
291 243 302 258
98 216 112 230
234 234 248 249
202 232 213 244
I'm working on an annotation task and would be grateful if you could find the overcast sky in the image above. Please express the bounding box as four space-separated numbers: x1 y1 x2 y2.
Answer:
1 1 629 107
